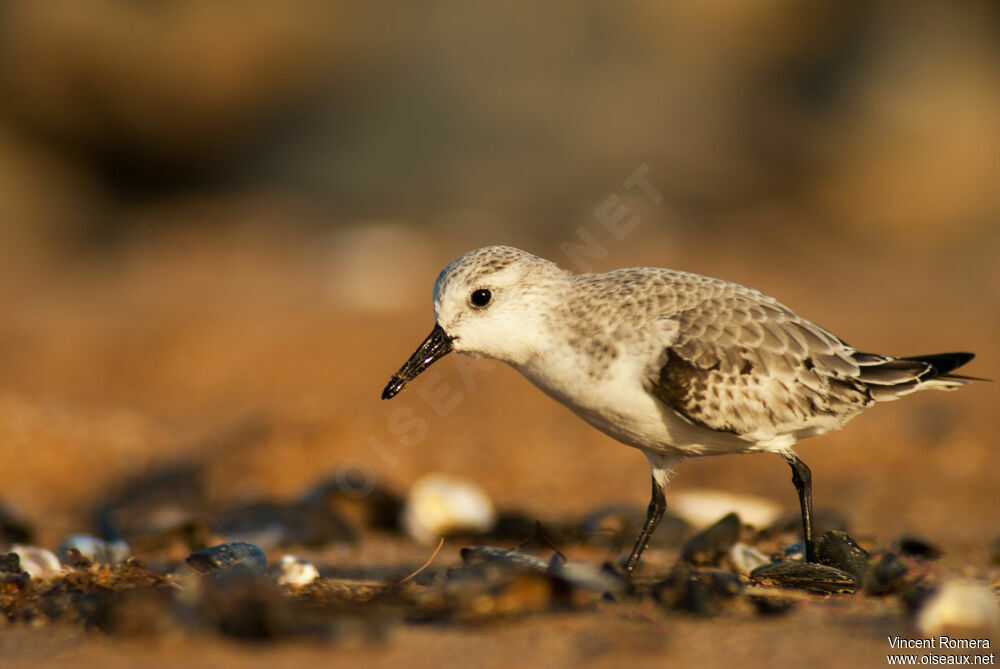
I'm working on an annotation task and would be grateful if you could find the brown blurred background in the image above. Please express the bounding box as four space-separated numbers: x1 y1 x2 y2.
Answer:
0 0 997 551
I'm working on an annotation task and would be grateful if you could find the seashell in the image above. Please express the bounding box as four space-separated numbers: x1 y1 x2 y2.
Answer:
58 535 130 566
680 512 740 565
670 489 782 529
916 580 1000 636
727 542 771 577
816 530 869 583
10 545 62 579
186 542 267 575
402 473 496 545
750 561 857 595
275 555 320 586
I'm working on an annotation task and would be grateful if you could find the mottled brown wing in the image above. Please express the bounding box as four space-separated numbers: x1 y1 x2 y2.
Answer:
647 283 873 437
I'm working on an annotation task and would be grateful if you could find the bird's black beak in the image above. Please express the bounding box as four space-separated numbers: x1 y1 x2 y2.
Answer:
381 323 455 399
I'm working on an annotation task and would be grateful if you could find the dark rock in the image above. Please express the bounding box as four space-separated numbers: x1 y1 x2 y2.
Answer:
187 542 267 576
750 561 857 594
864 552 910 596
212 502 357 550
96 462 206 541
894 536 942 560
0 503 33 545
299 472 403 532
991 537 1000 565
816 530 870 582
680 512 740 565
653 563 743 616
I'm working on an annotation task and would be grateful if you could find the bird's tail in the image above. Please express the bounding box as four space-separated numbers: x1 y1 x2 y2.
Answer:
851 351 986 402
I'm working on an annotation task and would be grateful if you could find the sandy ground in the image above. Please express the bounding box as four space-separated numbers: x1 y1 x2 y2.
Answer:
0 226 998 667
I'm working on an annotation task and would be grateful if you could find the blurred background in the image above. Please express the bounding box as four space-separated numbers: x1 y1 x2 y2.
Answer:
0 0 997 550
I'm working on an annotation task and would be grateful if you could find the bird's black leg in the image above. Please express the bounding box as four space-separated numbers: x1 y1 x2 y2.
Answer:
783 453 816 562
625 473 667 575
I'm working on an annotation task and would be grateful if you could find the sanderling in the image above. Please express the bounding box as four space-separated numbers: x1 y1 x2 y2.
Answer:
381 246 980 573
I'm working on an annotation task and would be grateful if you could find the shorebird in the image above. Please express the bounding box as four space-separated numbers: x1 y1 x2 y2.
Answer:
381 246 979 573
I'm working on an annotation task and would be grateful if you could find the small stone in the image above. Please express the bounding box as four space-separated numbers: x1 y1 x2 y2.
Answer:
187 542 267 576
864 552 909 596
402 473 497 545
275 555 320 587
10 545 62 579
894 535 943 560
680 512 740 565
816 530 869 583
916 581 1000 636
783 542 806 562
750 562 857 595
58 535 130 566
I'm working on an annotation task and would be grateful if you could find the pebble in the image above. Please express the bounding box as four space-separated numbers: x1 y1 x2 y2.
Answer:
670 489 782 530
816 530 870 583
275 555 321 587
916 581 1000 636
680 512 741 565
187 542 268 576
58 535 130 566
9 545 63 579
402 473 497 545
750 562 857 595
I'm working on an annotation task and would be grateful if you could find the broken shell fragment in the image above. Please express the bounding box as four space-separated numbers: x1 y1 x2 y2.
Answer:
402 473 497 545
187 542 267 576
58 535 130 566
9 545 63 579
275 555 320 586
916 580 1000 636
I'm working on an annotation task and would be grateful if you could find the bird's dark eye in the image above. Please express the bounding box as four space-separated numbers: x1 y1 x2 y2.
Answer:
470 288 492 307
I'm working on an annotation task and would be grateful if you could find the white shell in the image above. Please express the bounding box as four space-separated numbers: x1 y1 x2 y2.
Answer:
58 535 130 566
275 555 320 586
10 545 63 579
669 489 783 529
402 473 497 545
917 580 1000 636
727 542 771 577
